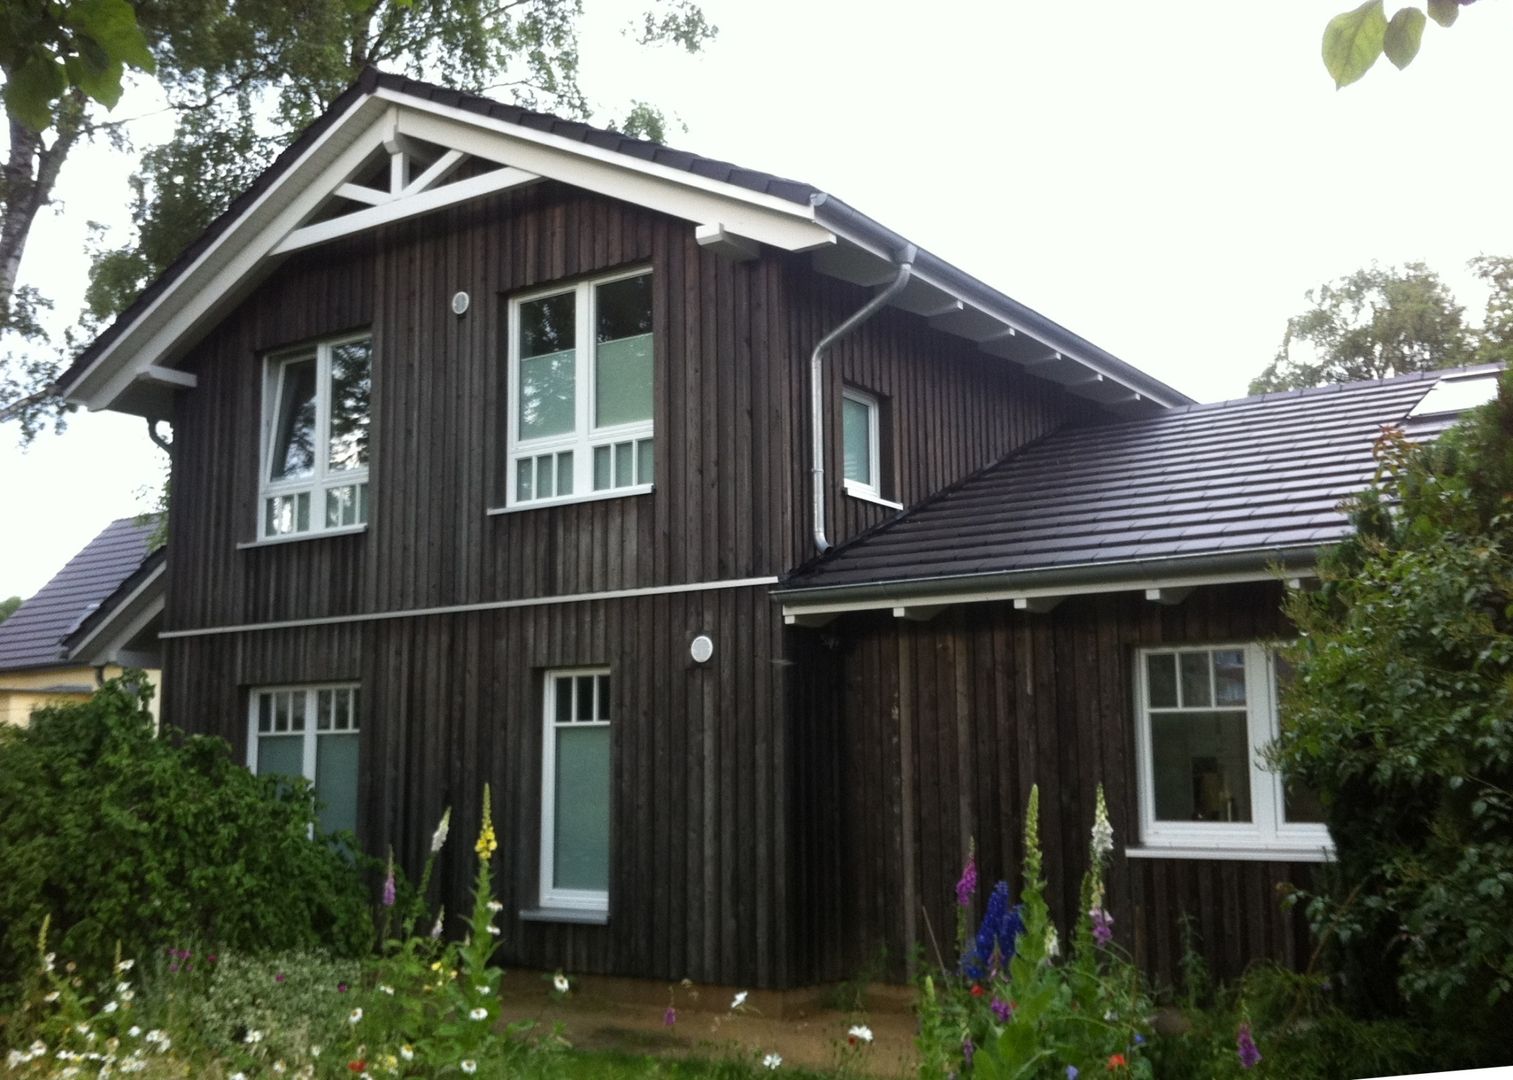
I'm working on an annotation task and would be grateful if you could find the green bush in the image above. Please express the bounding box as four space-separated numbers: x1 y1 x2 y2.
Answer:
1270 376 1513 1040
0 675 373 1006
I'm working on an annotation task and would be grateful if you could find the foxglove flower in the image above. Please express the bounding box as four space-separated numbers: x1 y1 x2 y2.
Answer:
1090 787 1114 859
956 847 977 908
430 907 445 939
1090 906 1114 947
431 808 452 853
962 1036 974 1067
382 849 396 908
1237 1022 1261 1069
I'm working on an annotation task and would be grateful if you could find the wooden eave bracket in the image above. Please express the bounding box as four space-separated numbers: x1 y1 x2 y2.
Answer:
892 604 948 622
1013 596 1063 613
784 611 837 628
141 365 197 389
1144 587 1193 606
695 223 759 261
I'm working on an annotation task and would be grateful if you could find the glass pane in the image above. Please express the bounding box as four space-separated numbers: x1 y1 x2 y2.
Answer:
295 492 310 533
315 733 360 835
317 689 332 731
257 693 273 733
596 275 652 342
594 335 652 428
593 445 611 490
356 483 368 524
520 291 575 357
576 675 595 721
596 675 610 721
555 677 573 725
537 454 555 498
1284 780 1327 824
557 451 574 496
1214 650 1246 705
256 734 303 780
327 339 371 472
1179 652 1212 707
637 439 653 486
1151 712 1253 822
516 458 533 501
518 349 576 440
1146 653 1177 708
290 692 306 730
843 396 872 484
269 358 317 482
326 486 359 527
274 692 289 733
553 725 610 892
614 442 633 488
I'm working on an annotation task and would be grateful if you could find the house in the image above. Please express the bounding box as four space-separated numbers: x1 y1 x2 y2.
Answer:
0 516 164 727
53 66 1493 990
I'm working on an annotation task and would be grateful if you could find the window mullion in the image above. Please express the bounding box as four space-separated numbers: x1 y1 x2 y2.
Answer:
578 284 593 490
1246 645 1280 834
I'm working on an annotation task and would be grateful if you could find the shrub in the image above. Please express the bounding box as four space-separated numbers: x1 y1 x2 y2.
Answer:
0 675 372 1005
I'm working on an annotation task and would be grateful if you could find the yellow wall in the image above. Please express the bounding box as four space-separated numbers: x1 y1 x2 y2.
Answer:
0 666 162 728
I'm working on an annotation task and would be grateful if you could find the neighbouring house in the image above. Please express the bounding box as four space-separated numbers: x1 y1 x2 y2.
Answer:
53 66 1499 990
0 517 164 728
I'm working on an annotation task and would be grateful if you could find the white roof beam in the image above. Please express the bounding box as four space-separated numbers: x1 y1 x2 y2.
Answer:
1144 587 1193 605
784 612 837 628
695 223 759 262
141 365 197 389
892 604 948 622
1013 596 1063 613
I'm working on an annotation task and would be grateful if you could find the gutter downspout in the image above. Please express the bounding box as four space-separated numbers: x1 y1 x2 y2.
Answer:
810 244 916 553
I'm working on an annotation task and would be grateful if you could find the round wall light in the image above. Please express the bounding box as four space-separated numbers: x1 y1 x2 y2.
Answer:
451 290 470 315
690 634 714 664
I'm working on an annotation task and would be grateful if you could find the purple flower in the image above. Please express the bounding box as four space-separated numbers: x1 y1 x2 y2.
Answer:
337 981 349 993
1090 906 1114 947
1066 1067 1079 1079
1133 1033 1145 1046
275 973 287 984
962 1036 974 1067
956 852 977 908
382 849 397 908
1237 1022 1262 1069
991 996 1012 1023
663 1006 677 1026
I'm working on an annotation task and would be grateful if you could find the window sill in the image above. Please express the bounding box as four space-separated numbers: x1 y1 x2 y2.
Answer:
843 482 902 511
489 485 653 515
237 525 368 549
1125 844 1333 863
518 907 609 925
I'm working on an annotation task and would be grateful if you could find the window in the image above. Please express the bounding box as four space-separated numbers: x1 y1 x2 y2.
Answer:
508 270 653 507
248 684 360 835
260 335 372 538
539 670 611 913
1133 644 1329 857
841 388 880 496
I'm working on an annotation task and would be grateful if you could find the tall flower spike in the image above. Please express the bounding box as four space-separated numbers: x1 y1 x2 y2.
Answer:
1090 785 1114 860
1024 785 1043 887
474 784 498 862
382 847 396 908
956 838 978 908
431 808 452 854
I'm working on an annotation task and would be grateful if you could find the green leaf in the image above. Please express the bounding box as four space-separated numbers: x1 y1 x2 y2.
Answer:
1384 6 1427 69
1323 0 1388 88
64 0 155 74
1427 0 1459 27
3 52 67 131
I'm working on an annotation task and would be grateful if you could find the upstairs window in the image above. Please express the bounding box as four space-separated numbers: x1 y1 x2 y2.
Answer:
508 270 653 507
248 684 360 835
540 669 612 914
843 386 896 506
261 335 371 539
1133 644 1330 857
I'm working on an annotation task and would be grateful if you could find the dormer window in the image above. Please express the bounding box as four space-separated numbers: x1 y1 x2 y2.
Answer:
260 335 371 539
507 269 654 508
843 386 898 508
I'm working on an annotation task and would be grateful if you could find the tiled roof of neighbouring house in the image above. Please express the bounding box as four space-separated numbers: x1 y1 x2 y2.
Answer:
0 517 160 671
780 366 1500 595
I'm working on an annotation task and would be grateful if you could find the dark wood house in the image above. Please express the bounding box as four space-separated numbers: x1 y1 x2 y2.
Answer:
57 68 1498 990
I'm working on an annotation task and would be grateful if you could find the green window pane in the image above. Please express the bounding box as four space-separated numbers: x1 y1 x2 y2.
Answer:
556 451 574 495
614 442 633 487
842 396 872 484
1151 712 1252 822
257 734 303 780
553 726 610 891
328 339 371 472
315 732 360 836
270 358 317 482
516 458 534 501
294 492 310 533
537 454 555 497
554 676 573 725
594 335 652 428
518 349 576 439
326 486 360 527
1213 649 1246 705
593 445 611 490
1179 652 1211 707
636 439 653 485
1147 653 1177 708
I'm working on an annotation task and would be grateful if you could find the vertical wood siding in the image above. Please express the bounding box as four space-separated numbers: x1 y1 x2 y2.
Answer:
797 581 1315 987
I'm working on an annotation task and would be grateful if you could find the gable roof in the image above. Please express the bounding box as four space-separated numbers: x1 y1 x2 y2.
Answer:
59 67 1191 420
0 517 160 672
776 366 1500 612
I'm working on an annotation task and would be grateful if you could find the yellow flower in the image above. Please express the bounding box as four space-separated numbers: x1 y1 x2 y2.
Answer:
474 784 498 860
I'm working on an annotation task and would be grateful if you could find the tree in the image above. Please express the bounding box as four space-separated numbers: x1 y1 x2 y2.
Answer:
1270 385 1513 1047
1250 261 1478 393
1322 0 1480 88
1 0 717 440
0 595 20 623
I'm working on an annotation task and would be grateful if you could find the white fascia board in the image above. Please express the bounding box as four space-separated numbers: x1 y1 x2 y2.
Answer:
65 562 165 665
383 96 834 254
69 94 390 411
776 554 1319 620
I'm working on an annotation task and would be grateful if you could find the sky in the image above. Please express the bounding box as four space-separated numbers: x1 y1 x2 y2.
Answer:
3 0 1512 599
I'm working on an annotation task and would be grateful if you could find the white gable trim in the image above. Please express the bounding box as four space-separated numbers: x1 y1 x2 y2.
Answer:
67 86 836 415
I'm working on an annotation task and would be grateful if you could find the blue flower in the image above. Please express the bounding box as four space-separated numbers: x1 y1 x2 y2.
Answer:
1066 1066 1079 1079
961 881 1025 978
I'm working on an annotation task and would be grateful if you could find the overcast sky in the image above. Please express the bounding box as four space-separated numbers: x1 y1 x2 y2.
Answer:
3 0 1511 599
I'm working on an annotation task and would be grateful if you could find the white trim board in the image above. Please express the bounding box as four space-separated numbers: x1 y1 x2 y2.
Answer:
159 576 781 639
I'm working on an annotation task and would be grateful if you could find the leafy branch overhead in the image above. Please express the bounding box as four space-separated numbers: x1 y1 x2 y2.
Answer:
1322 0 1477 87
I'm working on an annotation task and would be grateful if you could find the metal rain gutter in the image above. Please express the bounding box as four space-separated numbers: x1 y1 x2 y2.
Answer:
809 245 917 554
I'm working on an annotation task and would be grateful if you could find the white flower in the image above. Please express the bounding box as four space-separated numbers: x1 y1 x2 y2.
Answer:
762 1052 783 1069
119 989 134 1002
126 1027 141 1038
311 1046 322 1058
102 1001 119 1014
115 982 130 995
143 1032 162 1045
231 1072 248 1080
486 923 501 936
399 1045 414 1061
378 983 395 995
155 1037 171 1054
460 1061 477 1075
848 1024 874 1044
731 990 748 1010
43 990 60 1003
6 1051 24 1069
430 910 446 938
553 973 570 993
431 808 452 853
469 1007 488 1020
348 1007 363 1024
244 1029 264 1044
75 1023 92 1037
273 1063 287 1074
1045 926 1060 958
43 952 56 972
1090 788 1114 858
116 959 134 973
486 900 503 913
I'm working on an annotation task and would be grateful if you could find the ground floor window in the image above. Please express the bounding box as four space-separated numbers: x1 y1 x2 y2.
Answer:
1133 644 1329 856
248 684 360 835
540 669 611 912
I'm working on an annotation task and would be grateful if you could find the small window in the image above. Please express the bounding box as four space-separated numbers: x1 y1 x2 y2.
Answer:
540 669 612 912
248 684 360 835
1134 644 1329 856
842 387 883 499
261 335 371 539
508 270 653 507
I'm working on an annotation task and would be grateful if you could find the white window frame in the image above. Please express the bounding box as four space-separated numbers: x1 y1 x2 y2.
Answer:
841 387 883 502
245 683 361 833
1131 643 1332 860
506 268 654 510
539 667 612 914
258 332 372 540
